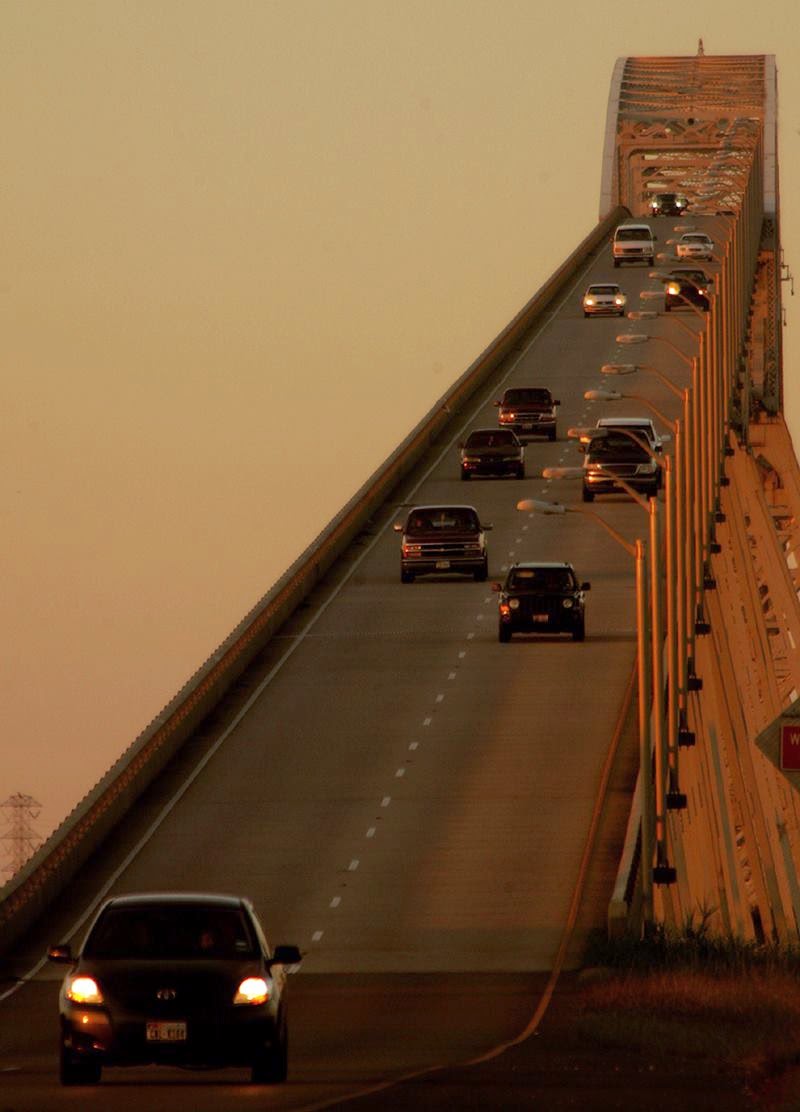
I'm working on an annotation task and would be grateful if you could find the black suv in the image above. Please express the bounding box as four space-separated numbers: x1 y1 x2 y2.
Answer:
495 387 559 441
460 428 524 480
664 267 711 312
48 892 302 1086
648 192 689 217
494 562 590 642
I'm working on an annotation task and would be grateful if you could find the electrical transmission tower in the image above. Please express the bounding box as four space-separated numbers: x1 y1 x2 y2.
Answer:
1 793 42 882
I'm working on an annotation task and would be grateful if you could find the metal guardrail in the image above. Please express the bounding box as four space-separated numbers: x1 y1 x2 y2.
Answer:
0 205 630 954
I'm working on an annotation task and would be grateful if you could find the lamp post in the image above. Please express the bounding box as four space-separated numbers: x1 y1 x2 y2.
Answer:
516 497 660 926
585 385 691 809
615 333 711 652
540 449 677 888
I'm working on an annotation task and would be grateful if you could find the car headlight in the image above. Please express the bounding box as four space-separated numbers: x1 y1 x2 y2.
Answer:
65 975 104 1005
233 977 271 1006
584 298 595 306
614 297 625 306
666 283 680 295
562 599 574 609
509 598 520 610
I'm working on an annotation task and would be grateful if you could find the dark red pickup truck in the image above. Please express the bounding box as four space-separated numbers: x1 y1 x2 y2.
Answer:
393 504 492 583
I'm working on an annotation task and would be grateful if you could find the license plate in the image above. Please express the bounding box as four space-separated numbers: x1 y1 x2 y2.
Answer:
521 422 533 430
532 614 549 623
435 560 450 570
146 1021 187 1042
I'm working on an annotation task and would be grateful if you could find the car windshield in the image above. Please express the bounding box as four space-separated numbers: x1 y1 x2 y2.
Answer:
406 508 480 534
502 389 551 406
589 434 650 460
465 430 516 448
616 228 649 241
83 904 258 960
682 234 709 244
507 567 576 592
587 285 618 296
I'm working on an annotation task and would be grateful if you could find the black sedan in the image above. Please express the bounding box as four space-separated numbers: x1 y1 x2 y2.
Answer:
460 428 525 480
48 892 302 1085
494 562 590 642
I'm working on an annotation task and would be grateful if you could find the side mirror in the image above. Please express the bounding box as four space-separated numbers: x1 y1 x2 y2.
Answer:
48 944 74 964
553 400 561 407
392 522 404 533
581 582 591 592
271 944 303 967
493 400 501 407
491 582 502 593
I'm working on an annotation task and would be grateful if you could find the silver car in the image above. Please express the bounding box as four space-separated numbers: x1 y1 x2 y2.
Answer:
582 283 627 318
675 232 714 260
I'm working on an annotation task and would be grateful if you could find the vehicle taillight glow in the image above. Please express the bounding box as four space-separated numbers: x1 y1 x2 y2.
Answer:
402 544 422 556
234 977 270 1005
66 975 103 1005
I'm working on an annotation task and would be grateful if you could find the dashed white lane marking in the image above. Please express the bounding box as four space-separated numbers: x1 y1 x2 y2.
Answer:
522 525 529 532
476 614 484 621
423 716 432 727
366 827 376 838
467 632 475 640
395 768 406 778
458 651 466 659
312 930 324 942
435 693 444 703
348 860 359 872
409 742 418 751
330 897 341 909
448 671 456 680
382 796 391 807
515 537 522 544
501 564 508 572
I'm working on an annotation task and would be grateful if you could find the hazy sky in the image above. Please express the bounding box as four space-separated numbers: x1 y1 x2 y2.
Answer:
3 1 799 857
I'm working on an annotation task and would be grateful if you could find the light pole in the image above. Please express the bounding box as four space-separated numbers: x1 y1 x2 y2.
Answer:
516 497 660 926
585 385 692 810
615 333 711 653
540 450 677 888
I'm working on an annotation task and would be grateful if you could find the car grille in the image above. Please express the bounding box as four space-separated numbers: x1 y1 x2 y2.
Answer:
516 596 565 622
412 541 479 558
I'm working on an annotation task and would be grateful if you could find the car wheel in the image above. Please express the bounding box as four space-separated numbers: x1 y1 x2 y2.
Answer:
613 260 619 268
572 619 585 643
516 464 525 479
583 311 589 318
460 470 470 481
548 429 556 442
582 485 594 503
59 1042 101 1086
474 559 488 582
498 624 512 643
252 1026 288 1084
401 569 415 584
664 302 671 312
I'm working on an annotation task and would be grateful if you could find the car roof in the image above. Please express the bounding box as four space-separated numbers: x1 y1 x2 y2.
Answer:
586 282 621 290
509 561 573 571
104 892 246 909
597 417 656 428
407 504 480 513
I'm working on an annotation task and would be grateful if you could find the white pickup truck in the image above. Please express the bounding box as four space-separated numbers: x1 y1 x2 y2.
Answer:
612 222 656 267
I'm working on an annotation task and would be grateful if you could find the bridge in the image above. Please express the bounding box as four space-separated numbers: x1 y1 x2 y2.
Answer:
1 48 796 1106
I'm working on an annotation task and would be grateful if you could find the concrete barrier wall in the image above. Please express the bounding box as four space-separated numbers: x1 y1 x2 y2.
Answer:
0 205 630 955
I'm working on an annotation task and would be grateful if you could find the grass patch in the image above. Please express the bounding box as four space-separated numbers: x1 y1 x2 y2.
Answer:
574 924 800 1081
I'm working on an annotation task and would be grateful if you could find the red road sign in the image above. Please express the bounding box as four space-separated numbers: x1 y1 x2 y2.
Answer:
780 722 800 770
